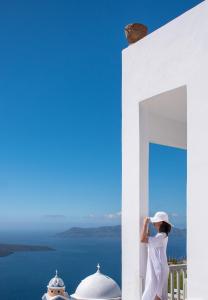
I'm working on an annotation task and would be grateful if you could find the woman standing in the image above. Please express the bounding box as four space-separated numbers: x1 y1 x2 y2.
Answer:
140 211 173 300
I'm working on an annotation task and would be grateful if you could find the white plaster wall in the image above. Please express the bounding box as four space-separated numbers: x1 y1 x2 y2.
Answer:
122 1 208 299
148 112 186 149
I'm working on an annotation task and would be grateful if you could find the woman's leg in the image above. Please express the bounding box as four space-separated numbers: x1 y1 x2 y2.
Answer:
154 295 161 300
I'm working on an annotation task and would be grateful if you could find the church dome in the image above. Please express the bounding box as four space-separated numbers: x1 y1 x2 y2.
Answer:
70 264 121 300
48 270 65 289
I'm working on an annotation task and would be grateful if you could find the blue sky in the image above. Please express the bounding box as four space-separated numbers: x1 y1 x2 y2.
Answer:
0 0 199 231
149 144 187 229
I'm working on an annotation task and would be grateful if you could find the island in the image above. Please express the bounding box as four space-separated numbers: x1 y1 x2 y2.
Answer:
56 225 121 238
0 243 55 257
56 224 186 239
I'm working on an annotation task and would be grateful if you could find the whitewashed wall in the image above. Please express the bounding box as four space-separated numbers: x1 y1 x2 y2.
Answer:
122 1 208 299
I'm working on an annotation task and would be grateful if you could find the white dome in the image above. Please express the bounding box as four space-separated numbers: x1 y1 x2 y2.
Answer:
48 270 65 289
70 264 121 300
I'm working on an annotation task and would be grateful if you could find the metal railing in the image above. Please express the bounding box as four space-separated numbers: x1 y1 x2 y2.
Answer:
168 264 187 300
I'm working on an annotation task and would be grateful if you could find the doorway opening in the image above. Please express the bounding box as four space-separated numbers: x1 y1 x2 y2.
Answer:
139 86 187 299
149 143 187 297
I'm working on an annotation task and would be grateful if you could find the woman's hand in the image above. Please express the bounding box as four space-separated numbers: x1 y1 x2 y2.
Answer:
143 217 150 224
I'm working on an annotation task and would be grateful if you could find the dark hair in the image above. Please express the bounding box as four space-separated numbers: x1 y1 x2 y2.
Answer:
159 221 171 236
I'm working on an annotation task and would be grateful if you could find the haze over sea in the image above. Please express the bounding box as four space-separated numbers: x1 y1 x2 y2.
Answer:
0 229 186 300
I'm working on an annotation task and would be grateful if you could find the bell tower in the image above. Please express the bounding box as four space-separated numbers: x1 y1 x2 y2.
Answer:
42 270 70 300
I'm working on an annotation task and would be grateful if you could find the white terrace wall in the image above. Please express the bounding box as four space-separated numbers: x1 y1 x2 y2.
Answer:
122 1 208 300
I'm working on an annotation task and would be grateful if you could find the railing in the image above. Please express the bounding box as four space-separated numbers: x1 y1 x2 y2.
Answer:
140 263 187 300
168 264 187 300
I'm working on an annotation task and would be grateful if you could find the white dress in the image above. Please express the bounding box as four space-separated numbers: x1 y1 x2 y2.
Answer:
142 232 169 300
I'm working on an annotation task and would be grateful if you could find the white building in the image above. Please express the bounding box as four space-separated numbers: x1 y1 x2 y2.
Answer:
122 1 208 300
42 270 70 300
70 264 121 300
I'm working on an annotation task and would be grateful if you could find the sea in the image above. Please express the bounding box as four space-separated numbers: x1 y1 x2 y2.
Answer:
0 230 186 300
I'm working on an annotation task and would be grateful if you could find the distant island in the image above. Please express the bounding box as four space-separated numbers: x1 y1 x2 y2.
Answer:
56 224 186 238
0 243 54 257
56 225 121 238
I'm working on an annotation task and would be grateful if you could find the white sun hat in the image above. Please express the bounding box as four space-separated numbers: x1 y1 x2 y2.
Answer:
149 211 174 227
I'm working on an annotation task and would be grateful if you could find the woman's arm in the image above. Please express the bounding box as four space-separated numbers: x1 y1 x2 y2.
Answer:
140 217 150 243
